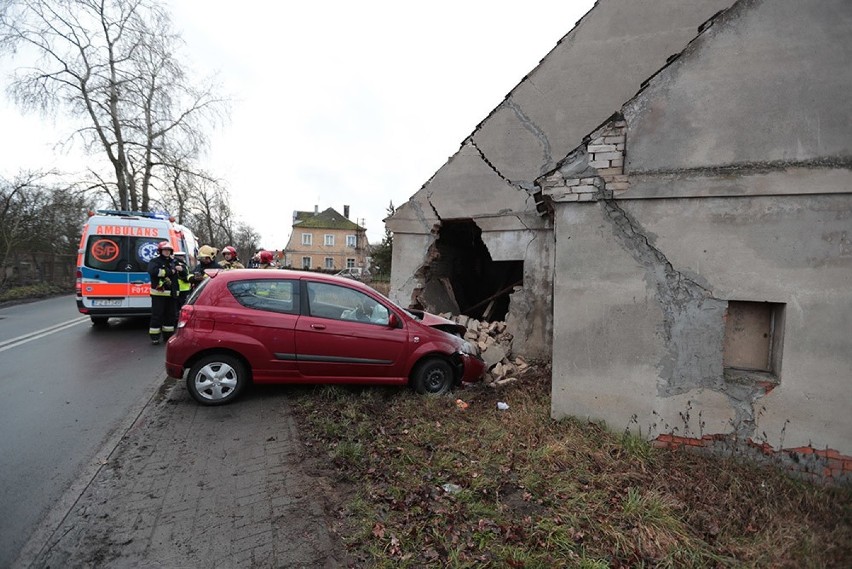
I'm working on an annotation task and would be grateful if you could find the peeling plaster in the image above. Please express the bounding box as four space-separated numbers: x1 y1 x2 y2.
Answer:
598 192 768 438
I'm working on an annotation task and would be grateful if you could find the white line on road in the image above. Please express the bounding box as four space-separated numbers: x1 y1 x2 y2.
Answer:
0 317 90 353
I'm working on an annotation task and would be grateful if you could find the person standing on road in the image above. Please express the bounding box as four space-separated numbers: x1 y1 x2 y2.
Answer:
257 250 276 269
148 241 180 345
190 245 222 288
220 245 245 269
173 251 193 310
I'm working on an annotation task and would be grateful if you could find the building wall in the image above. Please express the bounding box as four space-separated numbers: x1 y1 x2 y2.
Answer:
282 227 368 270
546 0 852 475
388 0 733 356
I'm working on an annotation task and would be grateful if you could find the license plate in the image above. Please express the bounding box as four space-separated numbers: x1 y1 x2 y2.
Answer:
92 299 123 307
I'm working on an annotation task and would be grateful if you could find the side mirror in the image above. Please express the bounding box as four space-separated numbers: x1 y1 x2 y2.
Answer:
387 312 400 328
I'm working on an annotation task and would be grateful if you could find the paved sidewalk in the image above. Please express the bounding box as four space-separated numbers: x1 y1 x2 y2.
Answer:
22 378 352 568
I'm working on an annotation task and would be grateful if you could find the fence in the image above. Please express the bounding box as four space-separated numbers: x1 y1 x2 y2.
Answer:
1 252 77 290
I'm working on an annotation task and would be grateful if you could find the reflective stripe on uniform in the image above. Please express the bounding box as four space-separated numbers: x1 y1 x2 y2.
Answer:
162 326 175 333
149 327 161 334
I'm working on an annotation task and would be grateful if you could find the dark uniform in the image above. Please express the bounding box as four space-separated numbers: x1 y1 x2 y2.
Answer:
148 243 186 344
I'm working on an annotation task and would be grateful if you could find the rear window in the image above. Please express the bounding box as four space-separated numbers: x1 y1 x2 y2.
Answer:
84 236 161 272
228 279 299 315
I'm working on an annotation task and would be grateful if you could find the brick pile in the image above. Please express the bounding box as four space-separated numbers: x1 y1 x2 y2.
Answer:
441 314 532 387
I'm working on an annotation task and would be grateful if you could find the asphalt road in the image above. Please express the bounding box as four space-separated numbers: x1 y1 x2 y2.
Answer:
0 296 168 568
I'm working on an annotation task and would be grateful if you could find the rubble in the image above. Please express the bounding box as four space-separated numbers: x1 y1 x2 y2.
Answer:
440 313 533 387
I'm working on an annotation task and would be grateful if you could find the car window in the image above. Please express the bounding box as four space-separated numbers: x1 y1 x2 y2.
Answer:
306 281 389 325
228 279 299 315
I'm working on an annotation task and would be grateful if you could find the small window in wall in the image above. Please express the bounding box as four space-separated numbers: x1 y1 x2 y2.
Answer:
723 301 785 378
324 257 334 269
346 258 355 268
302 256 312 269
324 234 334 246
346 235 356 247
301 233 312 246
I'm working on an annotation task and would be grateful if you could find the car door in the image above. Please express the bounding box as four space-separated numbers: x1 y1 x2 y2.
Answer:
294 280 408 380
222 278 301 381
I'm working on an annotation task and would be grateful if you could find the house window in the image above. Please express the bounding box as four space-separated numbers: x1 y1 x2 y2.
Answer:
346 258 355 268
324 234 334 246
723 301 785 378
301 233 312 246
324 257 334 269
302 256 312 269
346 235 357 248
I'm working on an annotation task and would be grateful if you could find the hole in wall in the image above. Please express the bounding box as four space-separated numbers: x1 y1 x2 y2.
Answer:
414 219 523 321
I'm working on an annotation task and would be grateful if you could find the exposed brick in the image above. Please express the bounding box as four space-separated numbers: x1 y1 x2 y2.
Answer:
573 185 597 194
651 440 669 449
609 158 624 167
603 136 624 144
577 193 598 202
606 182 630 191
791 446 814 455
597 167 624 177
592 151 623 161
588 159 611 168
587 144 617 153
580 177 598 184
564 178 581 187
656 434 673 442
844 460 852 472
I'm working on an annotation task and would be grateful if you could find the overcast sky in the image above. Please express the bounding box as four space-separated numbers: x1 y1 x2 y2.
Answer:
0 0 596 246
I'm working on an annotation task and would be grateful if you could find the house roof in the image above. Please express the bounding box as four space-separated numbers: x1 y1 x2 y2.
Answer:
293 207 364 231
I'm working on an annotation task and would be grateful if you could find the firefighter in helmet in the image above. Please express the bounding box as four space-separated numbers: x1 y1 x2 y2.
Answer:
257 250 276 269
220 245 245 269
189 244 221 287
147 241 184 344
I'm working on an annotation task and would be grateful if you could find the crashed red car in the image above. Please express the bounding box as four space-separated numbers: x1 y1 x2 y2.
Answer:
165 269 485 405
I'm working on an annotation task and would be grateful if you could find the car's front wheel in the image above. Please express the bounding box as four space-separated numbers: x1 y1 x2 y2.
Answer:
186 354 247 405
412 357 454 395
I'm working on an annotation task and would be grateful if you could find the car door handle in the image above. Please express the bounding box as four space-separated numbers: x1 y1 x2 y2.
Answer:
311 323 326 330
130 280 146 285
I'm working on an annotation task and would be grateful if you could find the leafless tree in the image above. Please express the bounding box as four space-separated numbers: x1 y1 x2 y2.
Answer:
0 0 227 212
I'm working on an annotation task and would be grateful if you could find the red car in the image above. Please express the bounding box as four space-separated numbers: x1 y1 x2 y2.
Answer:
165 269 485 405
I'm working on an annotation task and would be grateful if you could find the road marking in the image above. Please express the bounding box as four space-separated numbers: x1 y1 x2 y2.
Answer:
0 317 89 353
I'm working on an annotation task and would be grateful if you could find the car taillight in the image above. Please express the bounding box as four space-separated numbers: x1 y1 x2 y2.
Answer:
75 269 82 297
177 305 194 328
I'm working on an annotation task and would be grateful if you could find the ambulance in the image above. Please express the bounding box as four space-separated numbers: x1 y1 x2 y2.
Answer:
76 210 198 325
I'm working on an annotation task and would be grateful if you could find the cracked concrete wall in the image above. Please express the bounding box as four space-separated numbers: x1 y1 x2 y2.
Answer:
550 0 852 456
387 0 733 355
551 194 852 453
624 0 852 173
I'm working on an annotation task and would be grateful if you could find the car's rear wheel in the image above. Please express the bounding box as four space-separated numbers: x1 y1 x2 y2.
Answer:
412 357 454 395
186 354 247 405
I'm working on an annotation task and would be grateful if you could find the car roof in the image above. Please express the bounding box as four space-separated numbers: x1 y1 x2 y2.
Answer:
208 268 374 291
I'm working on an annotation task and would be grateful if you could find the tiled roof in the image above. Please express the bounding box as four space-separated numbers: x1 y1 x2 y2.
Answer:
293 208 364 230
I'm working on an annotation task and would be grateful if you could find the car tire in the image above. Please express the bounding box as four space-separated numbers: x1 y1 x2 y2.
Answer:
186 354 247 405
412 357 454 395
91 316 109 327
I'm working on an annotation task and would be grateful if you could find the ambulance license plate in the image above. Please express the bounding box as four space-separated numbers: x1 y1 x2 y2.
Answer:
92 299 123 307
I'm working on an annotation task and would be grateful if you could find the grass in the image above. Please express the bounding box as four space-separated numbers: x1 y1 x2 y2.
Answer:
288 365 851 568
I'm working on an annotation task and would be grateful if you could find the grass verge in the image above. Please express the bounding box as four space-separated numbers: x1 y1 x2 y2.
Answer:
289 365 851 568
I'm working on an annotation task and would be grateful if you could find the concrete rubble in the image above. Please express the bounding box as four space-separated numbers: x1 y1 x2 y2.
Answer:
441 313 532 387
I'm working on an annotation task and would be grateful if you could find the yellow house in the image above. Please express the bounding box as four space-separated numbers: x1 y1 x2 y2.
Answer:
282 206 369 271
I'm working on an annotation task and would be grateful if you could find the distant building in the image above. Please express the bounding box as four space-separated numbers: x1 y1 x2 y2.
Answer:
282 205 369 271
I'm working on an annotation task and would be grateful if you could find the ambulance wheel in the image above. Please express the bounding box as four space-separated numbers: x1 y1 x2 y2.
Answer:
186 354 247 405
91 317 109 327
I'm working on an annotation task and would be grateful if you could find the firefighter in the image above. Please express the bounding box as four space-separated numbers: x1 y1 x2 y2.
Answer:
220 245 245 269
257 250 276 269
173 251 193 309
189 244 222 287
148 241 180 344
